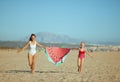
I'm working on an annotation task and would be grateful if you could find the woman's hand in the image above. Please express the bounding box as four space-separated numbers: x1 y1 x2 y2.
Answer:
16 48 22 54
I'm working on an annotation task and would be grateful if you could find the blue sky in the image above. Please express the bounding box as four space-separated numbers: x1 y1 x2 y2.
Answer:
0 0 120 43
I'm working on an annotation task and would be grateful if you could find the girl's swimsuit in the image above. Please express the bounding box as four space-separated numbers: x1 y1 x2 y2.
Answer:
78 50 85 59
29 41 36 56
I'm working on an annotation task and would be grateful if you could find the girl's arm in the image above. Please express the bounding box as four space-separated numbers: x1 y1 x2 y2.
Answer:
36 41 46 48
18 41 30 53
85 48 93 58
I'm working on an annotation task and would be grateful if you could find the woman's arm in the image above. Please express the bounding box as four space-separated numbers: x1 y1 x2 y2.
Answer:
18 41 30 53
36 41 46 48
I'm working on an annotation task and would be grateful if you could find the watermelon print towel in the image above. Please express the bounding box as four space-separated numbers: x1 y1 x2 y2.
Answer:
45 47 70 66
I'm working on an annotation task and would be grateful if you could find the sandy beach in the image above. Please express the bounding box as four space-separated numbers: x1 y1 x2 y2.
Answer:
0 49 120 82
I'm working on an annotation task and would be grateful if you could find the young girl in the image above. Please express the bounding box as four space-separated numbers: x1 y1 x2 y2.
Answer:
18 34 46 74
74 42 93 73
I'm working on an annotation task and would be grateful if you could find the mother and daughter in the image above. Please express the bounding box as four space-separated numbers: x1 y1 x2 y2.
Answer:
18 34 93 74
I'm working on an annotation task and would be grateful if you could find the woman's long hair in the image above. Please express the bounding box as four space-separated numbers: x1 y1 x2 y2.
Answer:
29 34 36 41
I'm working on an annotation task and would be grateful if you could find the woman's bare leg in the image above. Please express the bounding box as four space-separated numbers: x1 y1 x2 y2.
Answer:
31 54 37 74
28 54 33 70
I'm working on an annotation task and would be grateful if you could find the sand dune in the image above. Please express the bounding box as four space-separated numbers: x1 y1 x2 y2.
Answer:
0 49 120 82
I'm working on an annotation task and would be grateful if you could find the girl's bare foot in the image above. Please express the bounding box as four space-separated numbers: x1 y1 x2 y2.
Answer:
78 68 82 73
29 65 32 69
78 68 79 72
79 71 82 74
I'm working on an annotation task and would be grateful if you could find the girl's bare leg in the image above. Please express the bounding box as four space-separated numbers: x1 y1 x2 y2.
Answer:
31 54 37 74
78 58 84 73
77 58 81 72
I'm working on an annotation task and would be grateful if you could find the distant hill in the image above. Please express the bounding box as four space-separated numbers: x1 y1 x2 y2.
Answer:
0 41 25 48
22 32 81 44
0 32 86 48
1 32 119 49
22 32 120 45
0 41 80 48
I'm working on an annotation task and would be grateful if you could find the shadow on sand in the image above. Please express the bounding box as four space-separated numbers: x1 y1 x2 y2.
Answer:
0 70 78 74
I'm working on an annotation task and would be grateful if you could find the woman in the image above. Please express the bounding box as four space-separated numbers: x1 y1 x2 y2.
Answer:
18 34 46 74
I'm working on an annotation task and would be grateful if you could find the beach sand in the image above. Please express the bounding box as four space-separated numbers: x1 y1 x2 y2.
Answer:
0 49 120 82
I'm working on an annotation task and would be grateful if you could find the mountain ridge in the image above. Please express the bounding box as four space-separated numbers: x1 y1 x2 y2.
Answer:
22 32 82 44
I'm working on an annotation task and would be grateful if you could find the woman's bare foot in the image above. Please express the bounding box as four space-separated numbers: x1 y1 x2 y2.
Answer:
31 69 34 74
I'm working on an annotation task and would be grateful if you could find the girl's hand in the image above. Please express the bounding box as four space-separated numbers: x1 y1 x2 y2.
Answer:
90 55 94 59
